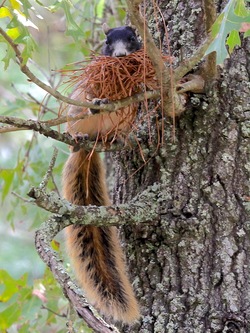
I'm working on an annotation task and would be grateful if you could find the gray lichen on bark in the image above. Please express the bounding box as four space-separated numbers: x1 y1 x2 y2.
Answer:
113 1 250 332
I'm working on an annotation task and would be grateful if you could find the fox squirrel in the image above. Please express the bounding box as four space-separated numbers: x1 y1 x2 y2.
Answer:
62 25 141 323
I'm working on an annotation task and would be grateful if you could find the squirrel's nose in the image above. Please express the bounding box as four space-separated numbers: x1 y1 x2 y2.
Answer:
114 52 128 57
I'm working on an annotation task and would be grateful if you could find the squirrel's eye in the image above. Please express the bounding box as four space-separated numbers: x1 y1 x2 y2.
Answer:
106 39 110 45
129 36 136 42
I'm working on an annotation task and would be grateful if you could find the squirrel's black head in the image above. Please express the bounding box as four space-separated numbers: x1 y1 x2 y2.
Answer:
102 25 141 57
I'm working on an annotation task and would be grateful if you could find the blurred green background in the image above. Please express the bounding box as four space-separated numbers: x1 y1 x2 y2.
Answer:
0 0 126 331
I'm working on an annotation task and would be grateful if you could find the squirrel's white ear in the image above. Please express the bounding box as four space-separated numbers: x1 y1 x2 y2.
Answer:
103 23 111 35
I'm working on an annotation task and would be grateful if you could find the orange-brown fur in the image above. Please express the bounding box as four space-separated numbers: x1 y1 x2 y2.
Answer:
62 85 140 322
66 88 135 141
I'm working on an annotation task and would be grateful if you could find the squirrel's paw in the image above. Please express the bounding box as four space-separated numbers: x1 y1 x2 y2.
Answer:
74 132 89 142
72 132 89 152
90 98 109 114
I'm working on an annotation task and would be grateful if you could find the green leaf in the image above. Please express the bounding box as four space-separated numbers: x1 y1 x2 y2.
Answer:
21 35 38 63
235 0 249 16
19 287 42 322
60 0 84 40
18 323 30 333
206 35 229 65
0 7 12 18
0 41 16 69
210 12 224 36
244 29 250 37
10 0 21 11
51 239 60 252
96 0 105 18
0 302 21 330
226 29 241 53
13 9 38 29
6 27 20 39
0 169 15 201
0 270 27 302
18 0 33 18
206 0 250 64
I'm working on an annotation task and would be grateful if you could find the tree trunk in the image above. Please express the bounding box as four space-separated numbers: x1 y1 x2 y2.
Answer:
113 1 250 332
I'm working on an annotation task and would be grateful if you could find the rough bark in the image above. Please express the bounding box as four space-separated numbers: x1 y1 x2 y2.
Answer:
112 1 250 332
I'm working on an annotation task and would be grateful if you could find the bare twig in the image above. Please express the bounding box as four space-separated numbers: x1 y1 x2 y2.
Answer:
0 115 145 153
0 27 93 108
39 148 58 190
27 92 57 115
0 0 7 8
41 305 67 318
12 191 34 203
0 126 26 133
127 2 169 80
42 90 160 127
0 115 77 145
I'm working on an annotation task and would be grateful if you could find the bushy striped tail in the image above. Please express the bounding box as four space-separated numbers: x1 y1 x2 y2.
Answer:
62 149 139 322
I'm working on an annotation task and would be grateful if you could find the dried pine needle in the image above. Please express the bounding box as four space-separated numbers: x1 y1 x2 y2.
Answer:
62 49 171 101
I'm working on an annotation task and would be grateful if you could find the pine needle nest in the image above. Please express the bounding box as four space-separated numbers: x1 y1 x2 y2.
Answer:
61 49 171 144
64 49 171 101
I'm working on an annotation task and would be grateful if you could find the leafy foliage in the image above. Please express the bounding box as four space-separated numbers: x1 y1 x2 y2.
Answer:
0 0 126 68
206 0 250 64
0 0 38 67
0 268 70 332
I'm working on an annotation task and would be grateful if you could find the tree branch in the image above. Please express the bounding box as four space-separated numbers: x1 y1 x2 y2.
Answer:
42 90 160 127
0 89 160 152
39 148 58 189
0 125 26 133
28 182 161 228
32 180 161 331
202 0 217 80
30 152 126 332
0 12 213 125
0 90 160 137
25 148 161 230
0 115 82 147
125 0 214 116
0 115 125 152
126 0 174 115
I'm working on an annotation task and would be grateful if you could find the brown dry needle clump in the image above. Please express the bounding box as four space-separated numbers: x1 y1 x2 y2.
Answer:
64 49 171 101
60 49 172 145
